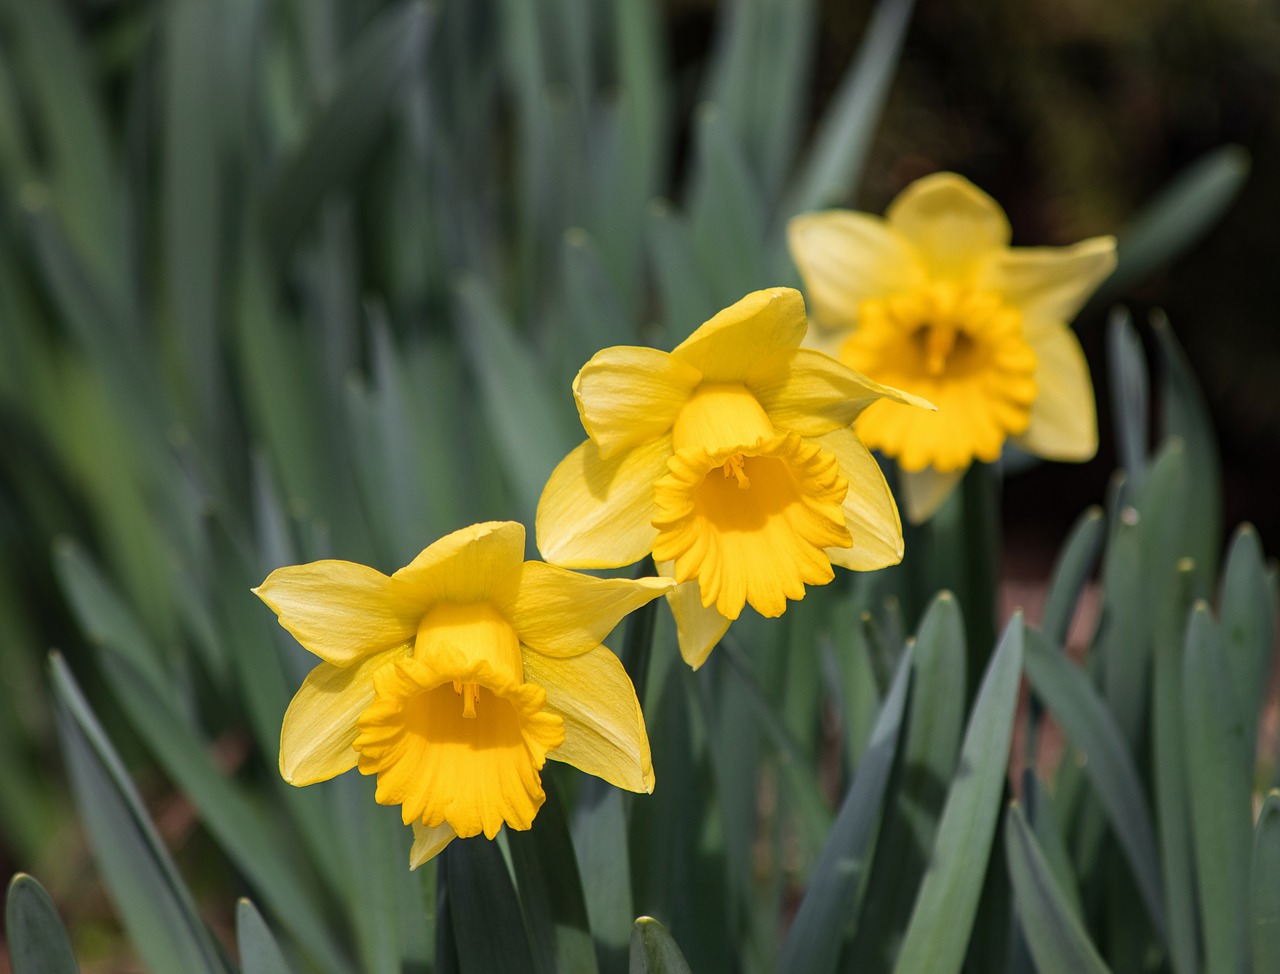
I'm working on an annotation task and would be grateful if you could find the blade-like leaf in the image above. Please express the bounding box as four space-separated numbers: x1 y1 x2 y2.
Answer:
1005 805 1114 974
1252 792 1280 973
1023 628 1166 940
1219 524 1276 754
1106 308 1149 492
50 654 231 974
778 642 912 974
236 899 295 974
629 917 693 974
5 874 80 974
444 838 537 974
1184 603 1251 974
890 614 1025 974
1040 506 1105 651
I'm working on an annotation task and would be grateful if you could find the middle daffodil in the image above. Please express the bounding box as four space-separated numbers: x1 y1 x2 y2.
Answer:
254 521 671 869
537 287 930 669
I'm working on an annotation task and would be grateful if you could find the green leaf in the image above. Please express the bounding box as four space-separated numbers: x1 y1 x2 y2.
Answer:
847 592 967 970
1219 524 1275 753
1152 313 1222 586
261 2 433 259
507 779 599 974
444 838 537 974
1184 602 1251 974
1150 559 1201 974
5 874 80 974
236 899 295 974
1040 506 1105 648
890 613 1025 974
1005 805 1114 974
49 654 231 974
778 641 911 974
1022 628 1166 940
1106 308 1149 492
1253 792 1280 973
785 0 915 214
454 277 577 523
629 917 693 974
1096 516 1148 748
1087 145 1250 310
646 200 717 339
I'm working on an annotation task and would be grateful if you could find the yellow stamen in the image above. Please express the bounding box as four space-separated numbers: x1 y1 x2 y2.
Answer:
456 681 480 718
722 453 750 488
922 323 957 376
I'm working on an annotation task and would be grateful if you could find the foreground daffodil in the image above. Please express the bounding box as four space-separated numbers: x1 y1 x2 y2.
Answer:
537 288 928 668
254 521 670 868
788 172 1116 522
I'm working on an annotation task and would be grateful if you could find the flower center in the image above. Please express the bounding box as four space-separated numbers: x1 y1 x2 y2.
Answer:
841 284 1038 472
651 432 851 620
413 602 523 719
353 650 565 840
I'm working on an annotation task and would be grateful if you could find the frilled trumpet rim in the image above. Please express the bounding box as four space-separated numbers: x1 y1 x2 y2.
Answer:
353 651 565 840
651 431 851 620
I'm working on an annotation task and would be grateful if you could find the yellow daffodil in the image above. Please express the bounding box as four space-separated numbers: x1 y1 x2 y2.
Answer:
788 172 1117 522
536 288 928 669
254 521 671 869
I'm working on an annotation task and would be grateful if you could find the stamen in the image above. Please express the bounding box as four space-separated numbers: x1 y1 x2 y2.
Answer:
722 453 750 489
454 681 480 718
924 324 957 376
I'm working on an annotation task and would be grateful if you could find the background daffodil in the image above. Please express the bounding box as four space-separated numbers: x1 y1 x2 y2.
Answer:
254 521 671 868
788 172 1117 523
536 288 929 669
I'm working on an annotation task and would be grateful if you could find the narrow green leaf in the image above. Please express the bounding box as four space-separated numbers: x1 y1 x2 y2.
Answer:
1253 792 1280 973
261 2 433 259
778 642 912 974
1041 506 1105 648
236 899 295 974
1087 145 1250 310
786 0 915 214
629 917 692 974
1023 774 1084 924
1151 559 1200 974
1184 602 1251 974
1023 628 1166 940
507 779 599 974
1096 517 1148 748
1219 524 1275 752
1005 805 1114 974
847 592 967 970
1152 312 1222 586
890 614 1025 974
454 277 576 522
49 654 231 974
646 200 716 340
5 874 80 974
1106 308 1149 492
444 838 537 974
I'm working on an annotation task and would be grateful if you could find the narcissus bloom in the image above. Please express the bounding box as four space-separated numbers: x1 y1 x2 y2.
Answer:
537 288 927 669
789 172 1116 522
255 521 670 868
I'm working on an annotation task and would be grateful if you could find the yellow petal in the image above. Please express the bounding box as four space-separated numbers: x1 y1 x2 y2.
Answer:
979 236 1117 326
658 561 732 670
748 349 933 436
536 435 671 568
886 173 1010 280
507 562 673 658
255 561 422 666
1013 325 1098 461
671 288 806 383
279 645 410 785
521 645 654 793
814 428 905 571
897 466 966 524
573 346 703 459
787 210 925 332
409 822 457 869
392 521 525 605
354 652 564 839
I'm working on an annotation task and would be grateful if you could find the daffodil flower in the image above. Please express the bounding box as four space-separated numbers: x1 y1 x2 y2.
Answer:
254 521 671 868
788 172 1117 522
536 288 927 669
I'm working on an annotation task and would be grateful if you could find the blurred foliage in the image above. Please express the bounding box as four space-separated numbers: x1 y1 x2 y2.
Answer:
0 0 1275 972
